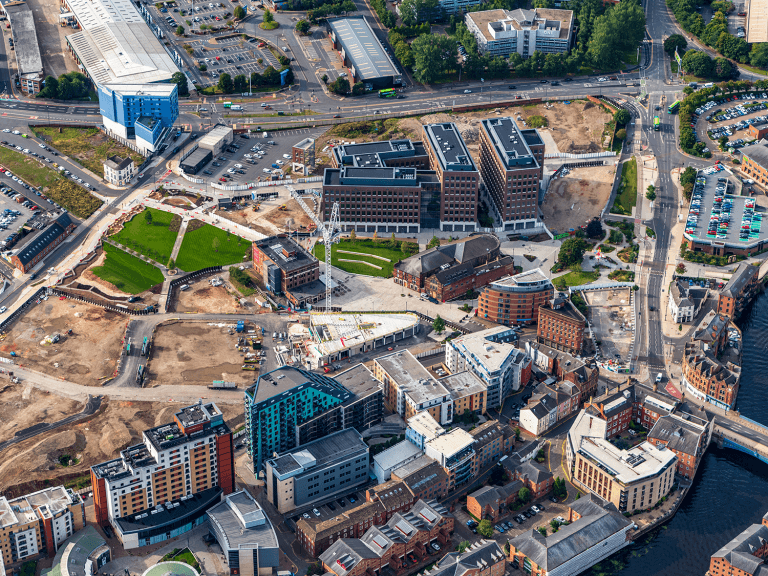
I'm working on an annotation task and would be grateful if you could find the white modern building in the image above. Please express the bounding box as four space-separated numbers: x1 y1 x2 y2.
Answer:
465 8 574 58
373 440 423 484
445 326 531 407
424 428 475 488
103 155 136 186
406 412 446 450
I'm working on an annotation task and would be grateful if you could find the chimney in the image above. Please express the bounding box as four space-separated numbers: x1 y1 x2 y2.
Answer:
589 417 592 429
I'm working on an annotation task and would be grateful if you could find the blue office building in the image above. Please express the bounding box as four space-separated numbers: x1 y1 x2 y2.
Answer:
98 83 179 153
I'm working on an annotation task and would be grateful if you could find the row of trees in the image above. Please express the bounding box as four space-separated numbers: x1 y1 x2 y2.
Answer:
216 66 293 93
665 32 739 81
306 0 355 22
36 72 92 101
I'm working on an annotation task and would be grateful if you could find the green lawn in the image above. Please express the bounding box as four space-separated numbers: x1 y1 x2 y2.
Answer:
113 208 179 264
92 244 165 294
0 146 62 188
33 127 144 178
611 158 638 216
175 223 252 271
553 270 600 289
312 238 418 278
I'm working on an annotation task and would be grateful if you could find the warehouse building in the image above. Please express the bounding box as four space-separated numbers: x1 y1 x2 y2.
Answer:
327 17 402 89
9 213 77 273
180 148 213 175
6 2 44 94
199 125 234 155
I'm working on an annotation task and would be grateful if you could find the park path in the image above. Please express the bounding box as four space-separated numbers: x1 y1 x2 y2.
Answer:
170 218 190 261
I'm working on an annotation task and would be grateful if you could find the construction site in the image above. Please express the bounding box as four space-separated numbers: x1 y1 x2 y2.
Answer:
582 287 635 373
0 297 128 386
0 388 242 495
215 197 316 238
171 274 248 314
146 320 263 387
542 164 617 235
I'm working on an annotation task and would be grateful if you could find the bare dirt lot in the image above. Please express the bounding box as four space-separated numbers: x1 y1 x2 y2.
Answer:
0 299 127 385
216 197 316 236
171 275 244 314
583 288 634 363
0 390 243 496
542 165 617 235
147 321 258 387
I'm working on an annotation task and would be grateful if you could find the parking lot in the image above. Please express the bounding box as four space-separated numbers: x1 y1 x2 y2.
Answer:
193 127 325 184
285 487 369 528
190 35 282 84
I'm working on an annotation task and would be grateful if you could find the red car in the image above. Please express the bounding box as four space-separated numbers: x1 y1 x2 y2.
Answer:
219 177 227 182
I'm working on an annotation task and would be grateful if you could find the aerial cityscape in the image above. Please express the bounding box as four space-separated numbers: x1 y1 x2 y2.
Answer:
0 0 768 574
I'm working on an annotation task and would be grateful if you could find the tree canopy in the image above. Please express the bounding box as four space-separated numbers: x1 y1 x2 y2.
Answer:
587 1 645 69
411 34 456 84
558 237 589 268
217 72 234 93
234 5 245 18
663 33 688 55
172 71 189 97
614 109 630 126
398 0 439 26
295 19 310 34
37 72 91 100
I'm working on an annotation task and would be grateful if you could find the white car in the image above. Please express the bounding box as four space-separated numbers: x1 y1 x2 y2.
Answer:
2 129 8 133
22 149 29 154
11 130 19 135
0 307 6 314
244 154 252 158
38 143 45 148
275 160 284 165
234 163 243 168
464 89 472 93
282 153 291 159
205 58 210 62
598 77 607 82
262 168 271 173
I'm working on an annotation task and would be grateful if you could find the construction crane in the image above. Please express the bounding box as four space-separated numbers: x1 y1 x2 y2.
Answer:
287 186 340 312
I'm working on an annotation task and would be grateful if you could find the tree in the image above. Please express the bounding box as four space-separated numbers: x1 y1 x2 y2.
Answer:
411 34 457 84
233 5 245 18
646 185 656 201
518 487 531 503
218 72 234 93
350 229 356 240
515 427 521 441
175 25 185 35
587 1 645 69
295 19 310 34
586 218 604 239
553 477 567 499
614 109 630 126
751 43 768 69
321 73 329 84
37 75 59 100
558 237 589 268
352 81 365 95
263 8 274 23
329 76 349 95
457 541 470 553
395 41 414 68
373 230 379 241
489 465 506 485
167 257 176 270
676 263 687 274
172 71 189 97
550 519 561 532
233 74 247 93
537 527 548 536
262 66 280 85
681 50 713 78
199 63 208 71
432 315 445 334
615 128 627 140
427 235 440 249
144 210 153 225
477 520 494 538
714 57 738 80
663 33 688 55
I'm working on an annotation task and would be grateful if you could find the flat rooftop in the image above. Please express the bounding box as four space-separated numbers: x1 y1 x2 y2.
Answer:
374 440 423 471
375 350 450 405
6 4 43 78
481 117 538 169
578 438 677 485
309 312 420 357
333 363 382 399
255 235 318 273
423 123 476 172
328 17 399 81
116 487 221 535
748 0 768 43
245 366 353 409
207 490 278 551
407 412 445 441
488 268 551 291
450 326 525 372
426 428 474 456
683 166 768 249
268 428 367 477
200 125 233 147
439 371 486 400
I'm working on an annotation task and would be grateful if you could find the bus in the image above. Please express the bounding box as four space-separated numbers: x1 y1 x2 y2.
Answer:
653 116 660 130
668 100 681 114
223 102 232 108
378 88 396 98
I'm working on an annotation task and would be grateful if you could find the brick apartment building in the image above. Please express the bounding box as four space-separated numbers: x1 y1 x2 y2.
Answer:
90 402 234 549
709 511 768 576
647 412 712 480
717 262 760 319
537 294 587 355
391 456 450 502
252 235 322 307
11 213 76 273
423 122 480 232
0 487 85 566
477 268 554 326
424 254 516 301
500 458 554 499
467 480 523 523
469 421 516 470
526 342 599 403
478 117 544 232
296 500 386 557
394 233 502 294
319 500 454 576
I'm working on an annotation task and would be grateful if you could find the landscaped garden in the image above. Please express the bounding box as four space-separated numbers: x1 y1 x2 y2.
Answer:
92 244 164 294
312 237 419 278
112 208 180 265
553 270 599 289
611 158 638 216
174 222 251 271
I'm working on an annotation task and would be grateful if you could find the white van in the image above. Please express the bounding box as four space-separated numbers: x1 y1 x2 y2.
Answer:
656 372 663 383
179 284 190 291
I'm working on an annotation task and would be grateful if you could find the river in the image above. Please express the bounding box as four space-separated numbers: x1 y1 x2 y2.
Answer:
587 291 768 576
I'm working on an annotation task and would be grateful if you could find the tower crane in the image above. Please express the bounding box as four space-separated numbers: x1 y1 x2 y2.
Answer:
287 186 341 312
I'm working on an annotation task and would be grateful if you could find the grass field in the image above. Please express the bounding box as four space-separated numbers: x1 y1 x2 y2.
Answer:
45 179 102 219
312 239 418 278
0 147 61 188
92 244 165 294
553 270 600 289
175 223 251 271
33 127 144 178
113 208 179 264
611 158 638 216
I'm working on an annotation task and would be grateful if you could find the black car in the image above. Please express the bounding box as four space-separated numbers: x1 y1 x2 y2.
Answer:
203 170 213 175
551 81 560 86
212 162 221 167
563 77 573 82
241 134 250 139
540 79 548 83
236 169 245 174
337 499 346 507
508 85 516 89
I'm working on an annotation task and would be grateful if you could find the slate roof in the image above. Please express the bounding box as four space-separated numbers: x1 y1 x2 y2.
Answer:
647 414 707 458
395 234 500 276
14 213 75 266
321 538 381 576
510 494 632 571
431 540 505 576
721 262 759 299
468 480 522 509
711 522 768 574
298 500 384 540
515 459 552 485
692 311 729 345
